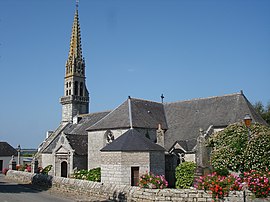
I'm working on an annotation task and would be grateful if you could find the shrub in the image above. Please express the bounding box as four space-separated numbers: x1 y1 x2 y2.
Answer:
41 165 52 175
244 170 270 198
17 164 31 172
207 122 270 172
2 168 9 175
195 170 270 200
195 172 241 200
214 167 230 176
26 164 31 172
138 172 168 189
73 167 101 182
175 161 196 189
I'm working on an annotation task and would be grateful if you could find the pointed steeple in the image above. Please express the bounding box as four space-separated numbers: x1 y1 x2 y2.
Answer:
60 2 89 123
65 3 85 78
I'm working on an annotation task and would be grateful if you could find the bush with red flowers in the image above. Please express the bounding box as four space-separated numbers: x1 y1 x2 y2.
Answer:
138 172 168 189
195 172 240 200
2 168 9 175
244 170 270 198
195 170 270 200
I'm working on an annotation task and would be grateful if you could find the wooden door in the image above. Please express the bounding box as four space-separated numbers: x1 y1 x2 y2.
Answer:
131 167 139 186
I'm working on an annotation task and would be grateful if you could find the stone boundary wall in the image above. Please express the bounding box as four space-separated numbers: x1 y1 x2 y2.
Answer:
6 170 267 202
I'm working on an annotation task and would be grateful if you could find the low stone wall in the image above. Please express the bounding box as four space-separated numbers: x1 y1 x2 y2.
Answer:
6 170 268 202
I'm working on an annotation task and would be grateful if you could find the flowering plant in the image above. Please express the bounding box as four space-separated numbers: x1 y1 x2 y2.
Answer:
138 172 168 189
195 170 270 200
2 168 9 175
73 167 101 182
243 170 270 198
207 123 270 173
195 172 239 200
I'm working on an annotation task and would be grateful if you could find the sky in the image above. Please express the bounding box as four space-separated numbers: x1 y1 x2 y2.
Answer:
0 0 269 149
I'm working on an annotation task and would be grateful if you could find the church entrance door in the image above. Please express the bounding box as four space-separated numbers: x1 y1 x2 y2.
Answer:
61 161 68 178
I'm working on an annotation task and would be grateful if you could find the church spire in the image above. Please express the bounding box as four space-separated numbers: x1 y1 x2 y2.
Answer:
60 2 89 123
65 2 84 78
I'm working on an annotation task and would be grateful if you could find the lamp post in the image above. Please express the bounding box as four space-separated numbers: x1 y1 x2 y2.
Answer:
17 144 21 166
244 114 252 141
242 114 252 202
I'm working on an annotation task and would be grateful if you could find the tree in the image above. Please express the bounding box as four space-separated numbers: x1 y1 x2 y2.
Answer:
207 122 270 172
253 101 270 125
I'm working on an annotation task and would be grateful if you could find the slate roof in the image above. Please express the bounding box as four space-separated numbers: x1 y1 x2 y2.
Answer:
66 134 88 155
163 92 267 151
100 129 166 152
168 139 197 153
0 142 17 156
65 111 111 135
42 111 109 154
87 98 168 131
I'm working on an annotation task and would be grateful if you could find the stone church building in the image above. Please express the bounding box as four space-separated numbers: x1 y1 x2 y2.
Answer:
35 4 267 186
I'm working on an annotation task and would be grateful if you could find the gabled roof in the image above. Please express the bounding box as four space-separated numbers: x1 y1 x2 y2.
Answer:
168 139 197 153
87 98 168 131
42 111 109 154
100 129 165 152
0 142 17 156
66 134 88 155
164 92 267 151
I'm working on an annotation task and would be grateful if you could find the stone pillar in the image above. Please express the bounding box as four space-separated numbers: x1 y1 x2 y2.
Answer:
195 128 210 176
9 155 16 170
31 158 39 173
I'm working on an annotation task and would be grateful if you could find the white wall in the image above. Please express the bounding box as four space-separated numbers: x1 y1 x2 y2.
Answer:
0 156 25 171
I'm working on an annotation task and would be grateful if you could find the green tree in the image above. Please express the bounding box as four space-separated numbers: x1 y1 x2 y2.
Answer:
207 122 270 172
253 101 270 125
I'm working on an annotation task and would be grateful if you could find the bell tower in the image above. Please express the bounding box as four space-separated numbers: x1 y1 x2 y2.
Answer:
60 2 89 123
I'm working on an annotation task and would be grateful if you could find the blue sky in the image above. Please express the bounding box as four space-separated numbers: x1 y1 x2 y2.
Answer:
0 0 269 148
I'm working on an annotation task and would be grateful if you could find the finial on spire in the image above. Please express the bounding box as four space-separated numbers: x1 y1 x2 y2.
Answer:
76 0 79 9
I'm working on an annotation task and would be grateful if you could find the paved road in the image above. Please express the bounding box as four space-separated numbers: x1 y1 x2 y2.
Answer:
0 174 74 202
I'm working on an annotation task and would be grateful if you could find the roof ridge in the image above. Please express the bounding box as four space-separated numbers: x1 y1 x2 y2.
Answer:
165 92 243 105
130 97 162 105
78 110 111 117
66 133 87 136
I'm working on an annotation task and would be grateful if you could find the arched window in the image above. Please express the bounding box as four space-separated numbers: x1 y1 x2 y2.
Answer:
74 81 78 96
79 82 83 96
69 82 71 87
66 90 68 96
69 89 71 95
66 82 68 88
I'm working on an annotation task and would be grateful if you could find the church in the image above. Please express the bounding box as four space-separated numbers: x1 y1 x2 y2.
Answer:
35 4 267 186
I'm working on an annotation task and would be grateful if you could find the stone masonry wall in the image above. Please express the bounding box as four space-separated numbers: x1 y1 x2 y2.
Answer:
149 151 165 176
6 170 267 202
88 129 128 170
101 152 150 185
